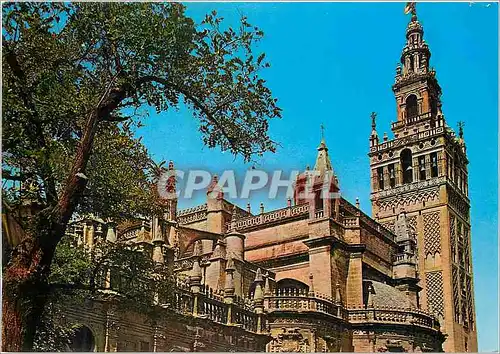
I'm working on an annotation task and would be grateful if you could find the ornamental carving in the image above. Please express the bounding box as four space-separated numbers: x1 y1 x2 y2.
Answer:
269 328 310 353
378 188 439 212
450 214 456 262
423 211 441 255
407 215 417 236
452 265 460 323
425 271 444 319
466 275 474 330
380 220 395 233
447 187 469 220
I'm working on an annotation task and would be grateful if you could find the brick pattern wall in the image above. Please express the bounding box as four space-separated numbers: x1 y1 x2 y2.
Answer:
425 271 445 318
423 211 441 255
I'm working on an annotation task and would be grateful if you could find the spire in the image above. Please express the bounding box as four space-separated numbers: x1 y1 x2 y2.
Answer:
264 272 271 296
163 160 177 221
210 239 226 260
253 268 264 308
207 174 223 200
229 204 238 231
314 136 333 175
400 2 430 77
392 2 442 134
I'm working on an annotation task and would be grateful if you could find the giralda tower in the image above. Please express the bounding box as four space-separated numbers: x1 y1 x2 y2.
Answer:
368 3 478 352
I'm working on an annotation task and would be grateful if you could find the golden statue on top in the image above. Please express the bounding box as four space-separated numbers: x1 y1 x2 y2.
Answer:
404 2 417 16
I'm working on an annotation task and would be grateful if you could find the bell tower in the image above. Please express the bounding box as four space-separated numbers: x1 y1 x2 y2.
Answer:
368 3 477 352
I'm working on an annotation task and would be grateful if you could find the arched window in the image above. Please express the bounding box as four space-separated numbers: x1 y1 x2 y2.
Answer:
401 149 413 184
406 94 418 119
69 326 95 352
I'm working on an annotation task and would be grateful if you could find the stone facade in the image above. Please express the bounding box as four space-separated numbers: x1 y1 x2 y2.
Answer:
42 4 478 353
368 5 477 353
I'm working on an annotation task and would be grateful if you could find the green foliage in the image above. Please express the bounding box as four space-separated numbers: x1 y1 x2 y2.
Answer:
34 236 175 350
2 2 281 221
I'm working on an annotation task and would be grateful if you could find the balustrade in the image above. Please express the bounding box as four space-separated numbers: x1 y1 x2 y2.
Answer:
266 290 347 320
231 204 310 231
167 284 263 333
348 306 439 330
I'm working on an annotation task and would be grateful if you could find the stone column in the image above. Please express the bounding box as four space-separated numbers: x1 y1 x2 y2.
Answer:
346 252 363 307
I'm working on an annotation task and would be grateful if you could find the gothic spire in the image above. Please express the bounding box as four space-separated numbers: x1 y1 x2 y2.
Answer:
314 135 333 176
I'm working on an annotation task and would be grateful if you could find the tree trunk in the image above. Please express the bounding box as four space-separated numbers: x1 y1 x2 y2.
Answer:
2 235 52 352
2 83 128 351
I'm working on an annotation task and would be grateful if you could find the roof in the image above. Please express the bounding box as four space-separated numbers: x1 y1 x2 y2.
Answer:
364 280 416 308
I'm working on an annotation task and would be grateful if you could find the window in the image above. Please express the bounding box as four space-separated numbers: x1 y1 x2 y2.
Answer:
314 191 322 210
406 94 418 119
388 164 396 188
418 155 426 180
377 167 384 190
401 149 413 184
431 152 438 177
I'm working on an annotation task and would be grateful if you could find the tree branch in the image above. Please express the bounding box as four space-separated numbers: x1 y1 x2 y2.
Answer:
136 75 240 153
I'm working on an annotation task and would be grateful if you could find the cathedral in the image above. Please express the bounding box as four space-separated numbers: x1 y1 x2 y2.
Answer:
54 4 476 353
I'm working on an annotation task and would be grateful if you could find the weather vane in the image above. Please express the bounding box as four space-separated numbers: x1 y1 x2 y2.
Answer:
404 2 417 16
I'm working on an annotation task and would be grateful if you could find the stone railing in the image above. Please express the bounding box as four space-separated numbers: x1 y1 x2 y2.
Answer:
359 213 395 242
369 126 445 154
314 209 324 219
393 252 416 265
341 199 395 242
265 290 347 320
177 204 208 216
121 220 151 241
343 217 359 228
231 204 309 232
170 282 263 334
391 112 433 130
348 306 440 330
177 204 208 225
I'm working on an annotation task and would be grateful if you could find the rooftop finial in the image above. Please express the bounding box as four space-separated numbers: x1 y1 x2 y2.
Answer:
320 123 325 140
404 2 417 18
458 121 465 139
371 112 377 131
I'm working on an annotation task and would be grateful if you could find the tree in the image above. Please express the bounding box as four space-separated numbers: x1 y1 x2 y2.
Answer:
32 235 175 352
2 2 281 351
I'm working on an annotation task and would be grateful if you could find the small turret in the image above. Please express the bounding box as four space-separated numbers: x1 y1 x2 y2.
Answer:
225 208 246 261
190 241 203 293
224 257 236 301
370 112 380 147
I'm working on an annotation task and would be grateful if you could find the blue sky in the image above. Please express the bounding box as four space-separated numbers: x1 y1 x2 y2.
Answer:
137 3 498 351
